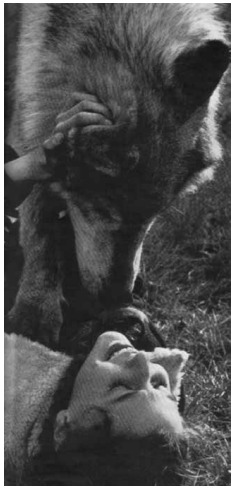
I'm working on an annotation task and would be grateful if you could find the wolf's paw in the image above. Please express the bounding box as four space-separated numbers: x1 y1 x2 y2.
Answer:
8 295 63 348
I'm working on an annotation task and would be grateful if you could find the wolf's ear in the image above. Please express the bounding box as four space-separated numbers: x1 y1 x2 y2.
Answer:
151 348 189 402
173 40 230 112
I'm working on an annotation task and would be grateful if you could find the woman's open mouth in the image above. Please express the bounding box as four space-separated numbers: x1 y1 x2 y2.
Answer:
107 342 137 361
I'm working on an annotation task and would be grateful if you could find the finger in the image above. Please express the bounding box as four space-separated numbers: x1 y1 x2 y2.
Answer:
68 127 77 139
81 124 114 134
71 92 100 104
43 132 65 150
55 112 112 134
56 101 112 124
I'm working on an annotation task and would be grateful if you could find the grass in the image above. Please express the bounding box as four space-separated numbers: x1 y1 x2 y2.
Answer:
141 75 231 484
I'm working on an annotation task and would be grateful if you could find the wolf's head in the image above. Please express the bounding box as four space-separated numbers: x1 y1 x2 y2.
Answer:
54 4 229 314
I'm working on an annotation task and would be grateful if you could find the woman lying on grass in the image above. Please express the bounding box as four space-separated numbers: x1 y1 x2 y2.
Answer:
5 317 192 486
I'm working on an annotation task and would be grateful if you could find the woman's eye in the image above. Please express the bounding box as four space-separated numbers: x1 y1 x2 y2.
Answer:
110 382 128 391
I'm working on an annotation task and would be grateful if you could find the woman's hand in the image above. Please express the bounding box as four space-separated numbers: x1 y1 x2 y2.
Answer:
6 93 112 183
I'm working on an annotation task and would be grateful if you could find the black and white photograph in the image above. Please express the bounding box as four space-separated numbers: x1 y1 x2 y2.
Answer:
4 3 231 486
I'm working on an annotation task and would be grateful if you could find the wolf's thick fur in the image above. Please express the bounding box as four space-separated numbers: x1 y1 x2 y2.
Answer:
7 4 229 347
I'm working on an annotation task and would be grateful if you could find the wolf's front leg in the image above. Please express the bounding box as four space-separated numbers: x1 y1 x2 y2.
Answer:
8 184 64 347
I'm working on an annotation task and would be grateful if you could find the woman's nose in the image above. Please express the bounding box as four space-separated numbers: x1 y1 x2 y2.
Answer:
125 352 170 390
125 351 151 388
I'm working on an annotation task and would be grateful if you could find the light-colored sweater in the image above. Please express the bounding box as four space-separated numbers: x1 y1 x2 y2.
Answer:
4 333 72 483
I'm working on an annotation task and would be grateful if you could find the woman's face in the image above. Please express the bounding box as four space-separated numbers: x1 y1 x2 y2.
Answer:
55 332 188 448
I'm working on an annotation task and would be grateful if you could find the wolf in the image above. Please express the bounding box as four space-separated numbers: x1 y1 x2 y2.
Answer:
7 4 229 348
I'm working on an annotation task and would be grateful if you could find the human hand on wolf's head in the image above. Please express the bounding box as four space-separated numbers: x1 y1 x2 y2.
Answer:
42 92 113 192
5 93 113 202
